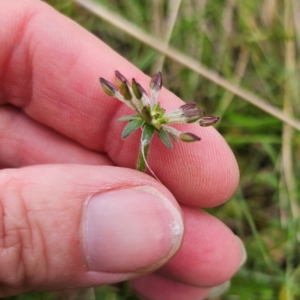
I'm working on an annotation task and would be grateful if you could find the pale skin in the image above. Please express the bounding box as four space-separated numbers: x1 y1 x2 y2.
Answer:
0 1 243 299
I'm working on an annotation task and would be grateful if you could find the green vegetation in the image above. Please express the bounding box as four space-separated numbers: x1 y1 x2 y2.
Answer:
9 0 300 299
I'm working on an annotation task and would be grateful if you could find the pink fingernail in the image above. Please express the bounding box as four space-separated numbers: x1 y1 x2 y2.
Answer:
84 187 183 273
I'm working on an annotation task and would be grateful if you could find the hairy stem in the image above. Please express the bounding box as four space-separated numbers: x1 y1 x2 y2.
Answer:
136 144 150 172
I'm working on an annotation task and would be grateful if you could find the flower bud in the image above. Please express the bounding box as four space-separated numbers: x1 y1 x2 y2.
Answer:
150 71 162 91
132 78 146 100
115 71 132 100
199 116 220 127
115 70 129 87
183 108 202 123
99 78 117 96
179 102 197 111
180 132 201 142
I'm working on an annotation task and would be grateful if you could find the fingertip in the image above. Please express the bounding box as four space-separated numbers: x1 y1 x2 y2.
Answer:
158 207 244 287
187 126 239 207
141 125 239 207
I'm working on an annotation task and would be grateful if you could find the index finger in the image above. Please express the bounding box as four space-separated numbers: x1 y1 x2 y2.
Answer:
1 0 239 207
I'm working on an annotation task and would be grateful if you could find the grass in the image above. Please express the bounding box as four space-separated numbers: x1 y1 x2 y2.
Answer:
7 0 300 299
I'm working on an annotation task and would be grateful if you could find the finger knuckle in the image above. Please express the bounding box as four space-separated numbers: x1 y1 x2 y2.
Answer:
0 169 45 297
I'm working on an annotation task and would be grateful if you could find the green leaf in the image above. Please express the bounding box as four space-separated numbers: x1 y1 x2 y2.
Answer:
118 115 141 122
167 131 178 142
157 129 172 149
141 124 155 146
122 119 144 139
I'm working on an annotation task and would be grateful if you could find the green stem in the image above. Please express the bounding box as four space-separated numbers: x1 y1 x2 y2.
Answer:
136 143 150 172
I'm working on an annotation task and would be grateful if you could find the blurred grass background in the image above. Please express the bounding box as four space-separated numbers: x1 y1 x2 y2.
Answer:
7 0 300 299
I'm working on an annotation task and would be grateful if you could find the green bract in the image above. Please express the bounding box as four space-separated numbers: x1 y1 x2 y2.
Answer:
100 71 219 177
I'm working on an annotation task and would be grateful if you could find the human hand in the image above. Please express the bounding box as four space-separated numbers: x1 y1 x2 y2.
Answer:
0 1 245 299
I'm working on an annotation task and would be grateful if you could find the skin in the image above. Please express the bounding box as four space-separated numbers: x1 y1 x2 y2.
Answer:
0 0 242 299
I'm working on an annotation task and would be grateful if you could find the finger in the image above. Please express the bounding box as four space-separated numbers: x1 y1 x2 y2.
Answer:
0 107 242 289
0 107 243 288
0 164 183 297
0 105 113 167
158 206 246 287
1 0 239 207
131 273 211 300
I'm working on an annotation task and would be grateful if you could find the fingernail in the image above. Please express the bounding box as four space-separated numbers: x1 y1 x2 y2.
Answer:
84 186 183 273
208 280 230 297
235 236 247 267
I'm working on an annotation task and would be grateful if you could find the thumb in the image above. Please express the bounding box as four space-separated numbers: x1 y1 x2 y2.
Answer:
0 164 183 297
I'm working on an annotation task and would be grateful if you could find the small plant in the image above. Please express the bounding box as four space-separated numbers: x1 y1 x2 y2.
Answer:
100 71 219 178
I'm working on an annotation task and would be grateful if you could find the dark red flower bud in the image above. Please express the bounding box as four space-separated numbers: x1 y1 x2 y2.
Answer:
150 71 162 91
115 70 129 86
179 102 197 111
199 116 220 127
115 70 132 100
99 78 117 96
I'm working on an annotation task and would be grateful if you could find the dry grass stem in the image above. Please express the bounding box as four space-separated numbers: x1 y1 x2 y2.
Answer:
216 46 250 117
280 0 299 227
215 0 235 70
292 0 300 56
261 0 277 28
151 0 181 72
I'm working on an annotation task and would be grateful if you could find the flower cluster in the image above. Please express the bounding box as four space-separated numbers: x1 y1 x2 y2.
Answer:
100 71 219 144
100 71 219 173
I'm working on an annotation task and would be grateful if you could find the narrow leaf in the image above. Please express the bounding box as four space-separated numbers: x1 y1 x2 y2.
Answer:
167 131 178 142
141 124 155 146
122 119 144 139
157 129 172 149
